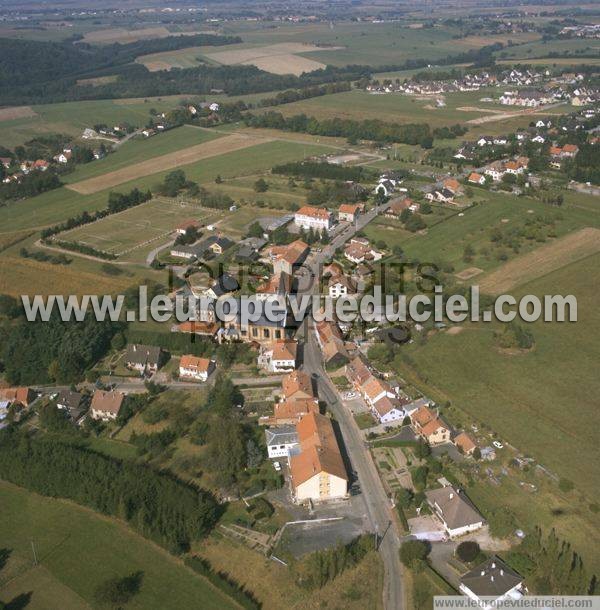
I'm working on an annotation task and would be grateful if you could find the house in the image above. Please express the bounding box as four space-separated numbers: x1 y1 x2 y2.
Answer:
294 206 333 232
125 344 163 376
206 273 239 299
420 417 452 445
346 354 373 389
179 355 215 381
258 339 298 373
281 370 314 402
484 161 505 182
32 159 50 171
255 272 292 300
425 485 485 537
55 150 72 164
561 143 579 158
371 394 410 424
271 398 319 425
374 179 396 197
468 172 485 185
338 203 361 223
344 241 383 264
0 387 36 407
385 198 412 219
426 188 455 204
443 178 462 194
454 431 477 455
269 239 309 275
55 390 86 421
315 320 350 367
0 157 11 169
89 390 125 421
503 160 525 176
289 412 348 502
328 274 357 299
265 425 299 458
170 243 205 260
460 557 524 608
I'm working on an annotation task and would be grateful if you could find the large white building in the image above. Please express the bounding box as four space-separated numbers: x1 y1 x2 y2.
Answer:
294 206 333 232
265 425 299 458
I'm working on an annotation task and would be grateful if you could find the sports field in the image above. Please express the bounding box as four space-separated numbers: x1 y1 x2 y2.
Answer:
66 133 273 194
0 481 235 610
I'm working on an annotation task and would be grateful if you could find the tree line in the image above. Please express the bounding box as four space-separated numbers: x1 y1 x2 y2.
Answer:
245 111 432 146
0 429 219 553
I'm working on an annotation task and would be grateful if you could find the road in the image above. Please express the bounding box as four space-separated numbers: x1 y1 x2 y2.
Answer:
295 198 405 610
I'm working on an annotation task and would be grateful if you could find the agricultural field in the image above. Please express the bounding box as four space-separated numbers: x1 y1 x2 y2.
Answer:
0 481 236 610
497 37 600 61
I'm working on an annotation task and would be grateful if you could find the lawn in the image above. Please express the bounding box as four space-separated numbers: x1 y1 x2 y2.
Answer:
0 481 237 610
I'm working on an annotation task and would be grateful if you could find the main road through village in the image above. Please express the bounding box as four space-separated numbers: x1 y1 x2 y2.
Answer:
296 198 405 610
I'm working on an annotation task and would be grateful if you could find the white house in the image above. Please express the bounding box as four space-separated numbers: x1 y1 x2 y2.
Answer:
258 339 298 373
294 206 333 232
425 486 485 538
265 425 299 458
179 355 215 382
484 161 505 182
328 274 357 299
460 557 525 609
89 390 124 421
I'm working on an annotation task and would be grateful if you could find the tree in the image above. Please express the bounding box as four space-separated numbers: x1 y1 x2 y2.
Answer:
396 487 413 508
215 174 223 184
472 446 481 461
420 201 432 214
246 438 263 470
247 221 264 238
254 177 269 192
93 572 143 608
0 294 20 318
456 541 480 563
399 540 430 569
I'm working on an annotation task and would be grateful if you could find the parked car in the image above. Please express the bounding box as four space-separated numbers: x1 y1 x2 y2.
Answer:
493 441 504 449
273 461 282 472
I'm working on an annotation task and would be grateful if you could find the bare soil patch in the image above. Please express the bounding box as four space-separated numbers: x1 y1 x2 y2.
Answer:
446 326 464 335
66 133 272 195
478 228 600 294
81 27 193 44
0 106 37 121
242 54 325 76
456 267 484 281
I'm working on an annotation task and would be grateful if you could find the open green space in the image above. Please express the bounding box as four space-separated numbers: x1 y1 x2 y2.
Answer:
497 37 600 61
0 481 236 610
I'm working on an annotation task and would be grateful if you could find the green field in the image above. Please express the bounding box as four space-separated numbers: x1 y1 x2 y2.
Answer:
382 189 600 276
0 137 334 232
0 481 236 610
497 37 600 61
63 126 222 184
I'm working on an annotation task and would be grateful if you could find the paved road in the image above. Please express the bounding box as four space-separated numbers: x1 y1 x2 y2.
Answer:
295 199 404 610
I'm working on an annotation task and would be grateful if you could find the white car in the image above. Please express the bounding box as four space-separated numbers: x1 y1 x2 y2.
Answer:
492 441 504 449
273 461 282 472
345 392 356 399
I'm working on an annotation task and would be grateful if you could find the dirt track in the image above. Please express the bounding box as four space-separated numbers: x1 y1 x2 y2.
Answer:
66 133 272 195
477 228 600 294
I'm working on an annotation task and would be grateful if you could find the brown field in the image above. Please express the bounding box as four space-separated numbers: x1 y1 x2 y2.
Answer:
204 43 341 75
142 60 175 72
478 227 600 294
66 133 272 195
466 103 567 125
458 32 540 47
80 27 202 44
0 106 37 121
76 75 118 87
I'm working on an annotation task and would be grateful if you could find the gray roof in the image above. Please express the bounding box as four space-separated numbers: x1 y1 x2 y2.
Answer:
265 425 298 446
461 557 522 598
171 243 205 257
125 344 162 366
239 237 267 251
211 273 239 297
425 486 484 530
56 390 84 411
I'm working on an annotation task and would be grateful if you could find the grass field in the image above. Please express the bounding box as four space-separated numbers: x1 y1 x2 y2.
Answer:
0 137 334 232
395 252 600 502
63 126 221 184
0 481 236 610
497 37 600 60
385 190 600 276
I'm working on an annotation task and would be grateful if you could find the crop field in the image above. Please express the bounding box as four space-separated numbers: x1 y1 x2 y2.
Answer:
63 126 221 184
67 133 273 194
0 482 235 610
497 37 600 60
478 227 600 294
395 252 600 502
81 26 202 44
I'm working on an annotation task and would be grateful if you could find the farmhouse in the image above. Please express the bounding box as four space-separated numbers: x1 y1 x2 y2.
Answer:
289 412 348 502
294 206 333 232
258 339 298 373
179 355 215 382
90 390 125 421
265 425 299 458
125 344 163 376
425 485 485 538
460 557 525 607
